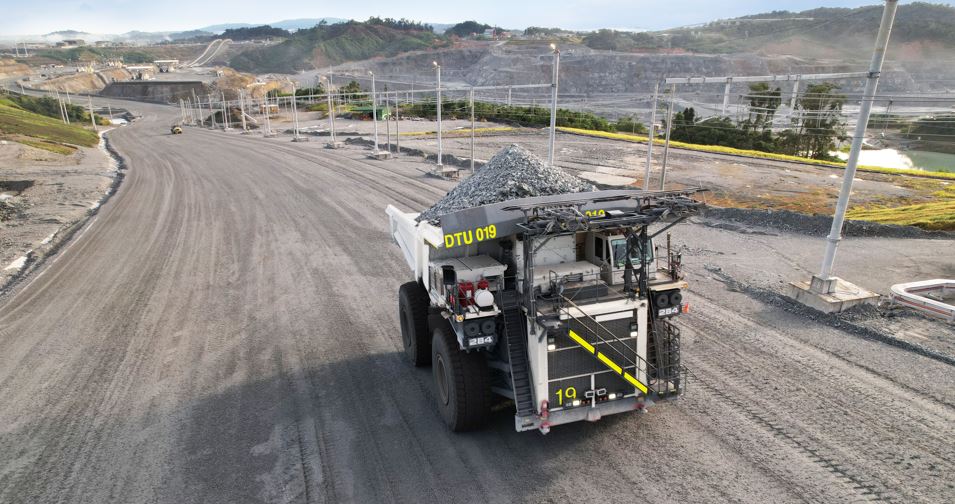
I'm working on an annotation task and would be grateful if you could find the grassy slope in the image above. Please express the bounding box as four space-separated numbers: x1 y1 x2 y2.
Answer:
0 97 98 153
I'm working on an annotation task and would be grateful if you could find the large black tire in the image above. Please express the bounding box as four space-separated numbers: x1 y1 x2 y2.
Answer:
431 323 491 432
399 282 431 367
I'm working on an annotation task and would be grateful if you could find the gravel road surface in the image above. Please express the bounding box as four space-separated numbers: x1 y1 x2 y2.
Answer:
1 103 953 503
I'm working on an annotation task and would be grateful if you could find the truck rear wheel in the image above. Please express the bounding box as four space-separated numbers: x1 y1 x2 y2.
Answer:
399 281 431 367
432 323 490 432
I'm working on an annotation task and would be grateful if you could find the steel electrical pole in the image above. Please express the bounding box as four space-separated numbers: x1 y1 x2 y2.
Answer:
721 78 732 116
291 84 304 141
394 90 400 154
547 44 560 168
370 71 380 155
644 82 659 189
238 90 247 132
87 95 97 131
470 86 476 173
659 83 676 190
433 61 442 168
322 76 338 147
814 0 899 292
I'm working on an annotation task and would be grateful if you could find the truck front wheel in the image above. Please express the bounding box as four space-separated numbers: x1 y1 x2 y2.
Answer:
432 323 490 432
399 282 431 366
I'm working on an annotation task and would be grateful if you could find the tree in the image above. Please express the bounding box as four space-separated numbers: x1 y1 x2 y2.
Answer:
783 82 846 159
743 82 781 132
446 21 493 38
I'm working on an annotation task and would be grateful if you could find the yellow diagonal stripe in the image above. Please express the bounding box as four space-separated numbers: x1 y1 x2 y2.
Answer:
624 372 649 394
597 352 622 374
568 330 594 353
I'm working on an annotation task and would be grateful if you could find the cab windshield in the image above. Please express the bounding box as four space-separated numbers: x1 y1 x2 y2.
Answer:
611 238 653 268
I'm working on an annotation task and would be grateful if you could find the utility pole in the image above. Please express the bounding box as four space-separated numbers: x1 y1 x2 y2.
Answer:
385 92 392 153
239 90 247 132
291 84 304 141
644 82 659 189
207 94 216 129
721 78 732 116
470 86 476 174
547 44 560 168
325 77 335 143
433 61 442 167
221 91 230 130
192 89 199 123
659 83 676 190
54 89 67 124
507 86 512 106
370 71 380 155
814 0 899 294
394 90 400 154
264 95 275 137
87 95 97 131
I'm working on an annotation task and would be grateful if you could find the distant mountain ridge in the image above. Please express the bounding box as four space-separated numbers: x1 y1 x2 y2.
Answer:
229 18 443 73
584 2 955 60
199 18 348 33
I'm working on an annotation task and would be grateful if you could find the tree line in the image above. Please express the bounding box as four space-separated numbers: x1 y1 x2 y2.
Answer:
668 82 847 160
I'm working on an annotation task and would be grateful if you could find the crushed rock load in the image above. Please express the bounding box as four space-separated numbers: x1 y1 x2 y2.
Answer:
417 144 595 223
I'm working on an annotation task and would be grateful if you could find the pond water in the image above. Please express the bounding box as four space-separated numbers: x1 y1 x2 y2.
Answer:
835 149 955 173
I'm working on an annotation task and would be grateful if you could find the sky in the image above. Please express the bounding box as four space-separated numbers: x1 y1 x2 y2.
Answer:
1 0 950 36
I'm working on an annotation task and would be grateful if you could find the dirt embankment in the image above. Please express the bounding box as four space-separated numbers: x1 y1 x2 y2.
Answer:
32 68 132 94
0 137 116 291
213 67 293 100
0 59 31 80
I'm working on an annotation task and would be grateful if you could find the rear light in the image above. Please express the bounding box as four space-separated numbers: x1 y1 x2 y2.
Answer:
682 302 690 314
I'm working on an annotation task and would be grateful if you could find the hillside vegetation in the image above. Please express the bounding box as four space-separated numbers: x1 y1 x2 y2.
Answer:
0 94 99 154
230 18 444 73
584 2 955 58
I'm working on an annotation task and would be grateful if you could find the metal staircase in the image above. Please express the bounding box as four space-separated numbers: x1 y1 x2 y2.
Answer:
501 290 536 417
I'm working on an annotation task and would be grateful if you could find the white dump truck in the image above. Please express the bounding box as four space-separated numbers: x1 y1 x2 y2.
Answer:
386 189 703 433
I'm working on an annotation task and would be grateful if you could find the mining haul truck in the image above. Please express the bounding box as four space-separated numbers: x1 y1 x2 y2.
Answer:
386 189 703 433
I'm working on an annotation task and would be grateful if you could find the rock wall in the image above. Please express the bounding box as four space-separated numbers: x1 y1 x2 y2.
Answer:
100 80 209 103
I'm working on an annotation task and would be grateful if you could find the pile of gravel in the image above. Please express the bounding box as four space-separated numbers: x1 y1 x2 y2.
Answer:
417 144 594 223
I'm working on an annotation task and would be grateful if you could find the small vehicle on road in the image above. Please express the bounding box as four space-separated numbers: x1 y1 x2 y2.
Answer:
170 125 183 135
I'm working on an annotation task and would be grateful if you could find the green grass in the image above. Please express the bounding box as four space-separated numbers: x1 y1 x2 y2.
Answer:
0 99 98 152
846 200 955 231
557 126 955 181
14 138 78 155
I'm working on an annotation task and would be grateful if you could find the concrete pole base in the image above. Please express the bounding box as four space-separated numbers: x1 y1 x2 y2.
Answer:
787 276 879 314
369 151 392 160
325 141 344 149
291 136 309 143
